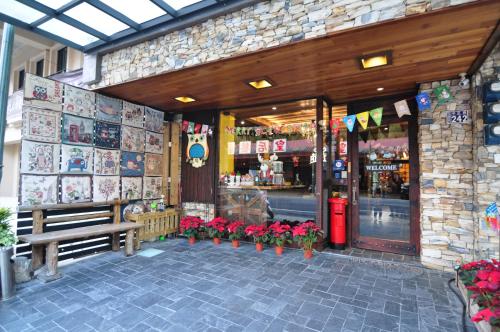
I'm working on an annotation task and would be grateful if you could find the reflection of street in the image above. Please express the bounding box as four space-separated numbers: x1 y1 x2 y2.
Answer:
266 191 316 221
359 195 410 241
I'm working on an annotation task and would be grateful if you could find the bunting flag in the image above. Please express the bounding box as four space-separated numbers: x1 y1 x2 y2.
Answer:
343 115 357 133
201 124 208 134
330 118 340 136
416 92 431 111
394 100 411 118
369 107 383 126
485 202 499 230
187 121 195 134
356 111 370 130
434 86 452 105
194 123 202 134
182 120 189 133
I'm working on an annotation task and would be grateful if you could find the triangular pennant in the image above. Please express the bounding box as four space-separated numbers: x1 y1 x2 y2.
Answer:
416 92 431 111
187 121 195 133
433 86 452 105
343 115 357 133
356 111 370 130
194 123 202 134
369 107 383 126
182 120 189 133
394 100 411 118
201 124 208 134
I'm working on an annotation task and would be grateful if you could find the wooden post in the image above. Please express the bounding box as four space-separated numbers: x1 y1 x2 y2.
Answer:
169 122 180 206
46 241 58 276
125 229 134 256
31 209 44 270
111 199 121 251
163 123 171 205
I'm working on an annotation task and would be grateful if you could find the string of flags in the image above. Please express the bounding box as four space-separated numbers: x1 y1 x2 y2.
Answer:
182 120 214 136
485 202 499 231
224 122 315 137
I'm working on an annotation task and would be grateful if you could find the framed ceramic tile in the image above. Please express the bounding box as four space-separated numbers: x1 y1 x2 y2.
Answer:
121 177 143 200
96 94 122 123
143 176 162 199
121 125 145 152
23 74 63 111
122 101 144 128
95 121 121 149
120 152 144 176
94 148 120 175
20 175 58 206
22 107 61 143
63 85 95 118
21 140 60 174
60 145 93 174
145 131 163 154
62 114 94 146
93 176 120 202
145 153 163 176
60 176 91 203
145 107 164 133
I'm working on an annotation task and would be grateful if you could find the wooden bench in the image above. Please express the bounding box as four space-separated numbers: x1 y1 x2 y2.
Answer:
18 200 143 282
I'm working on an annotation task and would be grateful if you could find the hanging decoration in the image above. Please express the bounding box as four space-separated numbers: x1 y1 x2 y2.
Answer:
227 142 235 155
369 107 383 126
201 124 208 134
225 121 315 137
416 92 431 111
273 138 287 153
194 123 202 134
187 122 195 134
182 120 189 132
356 111 370 130
343 115 357 133
434 86 453 105
485 202 499 230
239 141 251 154
256 140 270 154
186 134 209 168
394 100 411 118
330 118 341 136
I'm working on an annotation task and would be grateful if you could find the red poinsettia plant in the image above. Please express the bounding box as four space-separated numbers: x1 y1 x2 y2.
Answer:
460 259 500 327
205 217 228 239
180 216 204 239
292 221 320 250
244 224 269 244
268 222 292 247
227 221 245 241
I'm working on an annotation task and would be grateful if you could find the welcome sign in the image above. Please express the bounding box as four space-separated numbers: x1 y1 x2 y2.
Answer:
366 164 399 171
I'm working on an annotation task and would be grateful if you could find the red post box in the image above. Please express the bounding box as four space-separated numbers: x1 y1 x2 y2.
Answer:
328 198 348 249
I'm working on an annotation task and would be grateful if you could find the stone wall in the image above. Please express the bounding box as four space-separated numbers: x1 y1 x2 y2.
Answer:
91 0 476 89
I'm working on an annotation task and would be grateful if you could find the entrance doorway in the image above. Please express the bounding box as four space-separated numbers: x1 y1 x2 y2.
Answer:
347 96 420 255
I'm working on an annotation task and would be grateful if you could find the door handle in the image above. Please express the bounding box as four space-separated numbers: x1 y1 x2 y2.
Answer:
352 184 357 206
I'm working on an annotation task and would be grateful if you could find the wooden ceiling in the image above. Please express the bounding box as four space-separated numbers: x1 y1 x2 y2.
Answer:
99 0 500 113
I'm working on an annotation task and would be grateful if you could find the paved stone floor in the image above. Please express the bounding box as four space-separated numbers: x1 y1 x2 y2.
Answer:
1 239 473 332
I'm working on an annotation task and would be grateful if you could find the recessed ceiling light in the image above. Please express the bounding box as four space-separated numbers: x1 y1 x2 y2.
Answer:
174 96 196 103
247 78 273 89
240 120 245 125
377 87 384 91
272 106 277 110
358 50 392 69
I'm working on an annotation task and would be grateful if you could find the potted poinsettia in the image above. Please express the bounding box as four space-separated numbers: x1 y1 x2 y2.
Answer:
227 221 245 248
268 222 292 256
292 221 320 259
244 224 269 252
205 217 227 245
180 216 204 245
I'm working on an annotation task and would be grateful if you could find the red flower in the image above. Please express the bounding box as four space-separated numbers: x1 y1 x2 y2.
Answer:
472 308 496 323
244 224 269 243
477 270 491 281
227 221 245 234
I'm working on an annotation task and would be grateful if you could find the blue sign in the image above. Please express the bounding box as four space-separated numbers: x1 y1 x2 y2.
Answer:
333 159 345 171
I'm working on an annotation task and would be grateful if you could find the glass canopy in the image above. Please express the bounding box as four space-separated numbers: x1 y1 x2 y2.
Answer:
0 0 240 52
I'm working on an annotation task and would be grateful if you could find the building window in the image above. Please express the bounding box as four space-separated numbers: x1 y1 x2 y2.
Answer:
56 47 67 73
18 69 25 90
36 59 44 76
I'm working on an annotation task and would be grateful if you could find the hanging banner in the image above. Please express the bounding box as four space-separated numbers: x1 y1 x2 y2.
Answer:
356 111 370 130
194 123 202 134
273 138 287 153
343 115 357 132
434 86 452 105
182 120 189 133
369 107 383 126
227 142 235 155
201 124 209 134
394 100 411 118
485 202 499 230
187 122 195 134
256 140 270 154
330 118 341 135
416 92 431 111
239 141 251 154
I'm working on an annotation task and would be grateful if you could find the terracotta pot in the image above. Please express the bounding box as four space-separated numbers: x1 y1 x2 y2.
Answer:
213 237 221 245
304 249 313 259
275 246 284 256
255 242 264 252
232 240 240 248
188 237 196 245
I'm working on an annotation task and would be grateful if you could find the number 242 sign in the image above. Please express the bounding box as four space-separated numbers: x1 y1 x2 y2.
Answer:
447 110 469 124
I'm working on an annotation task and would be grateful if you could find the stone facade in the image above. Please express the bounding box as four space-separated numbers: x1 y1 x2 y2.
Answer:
182 202 215 222
91 0 476 89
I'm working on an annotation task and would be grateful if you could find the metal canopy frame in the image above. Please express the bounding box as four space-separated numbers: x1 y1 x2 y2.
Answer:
0 0 243 53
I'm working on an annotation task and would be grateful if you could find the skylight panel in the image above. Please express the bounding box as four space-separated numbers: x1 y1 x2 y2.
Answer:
38 19 99 46
101 0 166 24
65 2 129 36
35 0 72 10
0 0 45 24
162 0 202 11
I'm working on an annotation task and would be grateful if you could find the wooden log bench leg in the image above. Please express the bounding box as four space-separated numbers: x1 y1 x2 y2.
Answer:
125 229 135 256
37 241 61 283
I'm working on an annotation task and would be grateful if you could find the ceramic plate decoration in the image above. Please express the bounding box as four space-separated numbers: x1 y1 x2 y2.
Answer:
95 121 121 149
122 101 144 128
20 140 60 174
121 177 143 200
143 176 162 199
94 148 120 175
121 125 145 152
120 151 144 176
145 131 163 154
96 94 122 123
23 73 63 111
93 176 120 202
60 176 91 203
60 145 93 174
63 85 95 118
21 175 58 206
62 114 94 146
145 107 164 133
145 153 163 176
22 107 61 143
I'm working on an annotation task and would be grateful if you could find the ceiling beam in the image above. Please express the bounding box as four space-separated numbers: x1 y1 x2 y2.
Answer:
85 0 141 31
468 20 500 75
149 0 178 18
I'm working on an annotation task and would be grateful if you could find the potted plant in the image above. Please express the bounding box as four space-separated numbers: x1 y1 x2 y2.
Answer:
227 221 245 248
205 217 227 245
0 208 16 300
180 216 204 245
268 221 292 256
292 221 320 259
244 224 269 252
